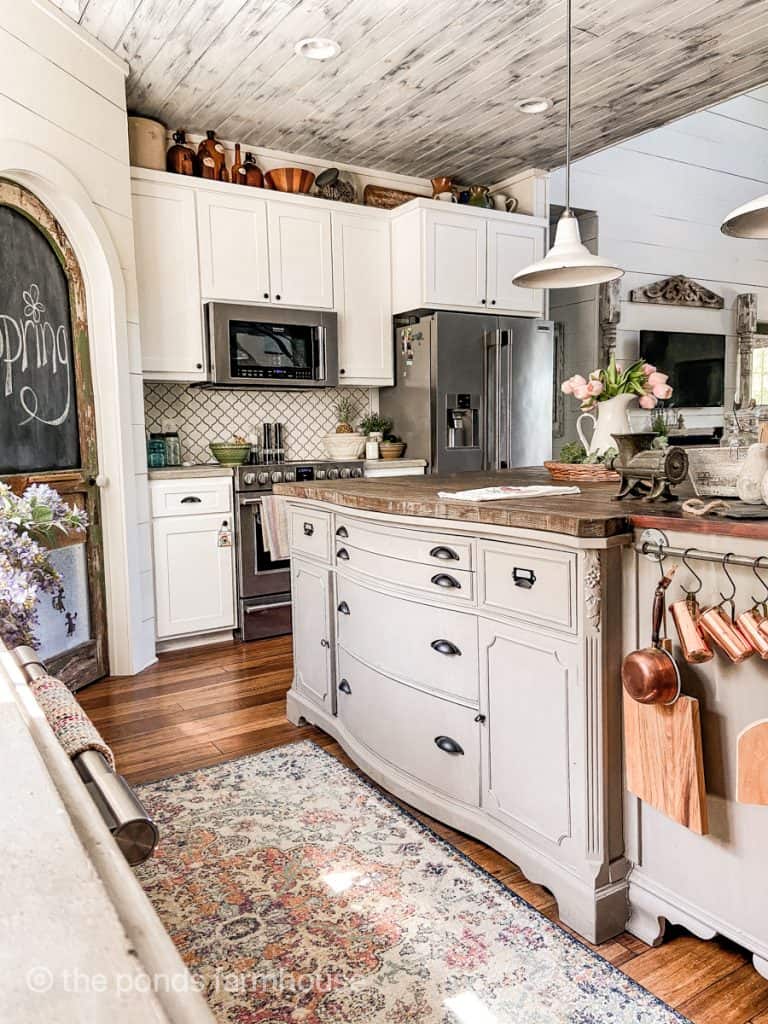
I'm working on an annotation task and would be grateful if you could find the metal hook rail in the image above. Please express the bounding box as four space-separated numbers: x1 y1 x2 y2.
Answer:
636 528 768 569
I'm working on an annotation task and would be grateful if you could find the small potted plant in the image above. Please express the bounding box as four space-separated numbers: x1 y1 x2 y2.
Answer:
358 412 393 442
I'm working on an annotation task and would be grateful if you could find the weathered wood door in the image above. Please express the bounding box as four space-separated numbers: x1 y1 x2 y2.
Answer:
0 179 108 688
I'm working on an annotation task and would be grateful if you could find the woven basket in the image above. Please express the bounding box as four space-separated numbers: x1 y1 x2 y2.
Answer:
544 460 619 483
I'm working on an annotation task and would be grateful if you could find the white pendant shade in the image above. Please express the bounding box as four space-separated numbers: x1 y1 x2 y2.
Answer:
512 210 624 289
720 193 768 238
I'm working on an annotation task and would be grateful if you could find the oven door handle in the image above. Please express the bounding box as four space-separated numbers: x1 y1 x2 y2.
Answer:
244 600 292 614
240 498 263 506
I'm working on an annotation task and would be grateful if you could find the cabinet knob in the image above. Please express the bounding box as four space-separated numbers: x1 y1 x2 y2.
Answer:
429 545 459 561
303 522 314 536
336 526 349 539
275 294 281 300
512 567 537 589
340 368 346 375
338 678 352 694
337 601 350 615
490 299 496 305
431 639 461 656
434 735 464 755
431 572 461 589
480 298 486 305
337 547 350 561
320 638 330 648
196 363 203 370
474 714 486 724
263 292 269 299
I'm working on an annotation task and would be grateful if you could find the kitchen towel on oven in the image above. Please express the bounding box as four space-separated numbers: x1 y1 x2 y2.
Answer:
260 494 290 560
437 485 581 501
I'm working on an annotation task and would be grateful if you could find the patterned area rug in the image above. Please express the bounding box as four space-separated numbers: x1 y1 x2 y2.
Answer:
136 741 688 1024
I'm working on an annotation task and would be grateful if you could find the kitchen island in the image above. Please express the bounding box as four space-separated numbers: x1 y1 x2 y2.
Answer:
275 470 768 971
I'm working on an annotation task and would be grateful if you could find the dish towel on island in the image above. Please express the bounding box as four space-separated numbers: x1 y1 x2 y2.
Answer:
437 484 581 502
260 494 290 560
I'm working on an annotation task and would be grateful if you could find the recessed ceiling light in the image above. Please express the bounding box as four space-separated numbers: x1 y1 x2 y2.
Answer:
515 97 551 115
294 37 341 60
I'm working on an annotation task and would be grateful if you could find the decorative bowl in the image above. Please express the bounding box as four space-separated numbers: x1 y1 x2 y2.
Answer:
321 433 366 460
379 441 406 460
209 442 251 466
687 446 750 497
264 167 315 193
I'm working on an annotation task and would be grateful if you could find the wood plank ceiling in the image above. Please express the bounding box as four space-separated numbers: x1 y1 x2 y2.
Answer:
52 0 768 182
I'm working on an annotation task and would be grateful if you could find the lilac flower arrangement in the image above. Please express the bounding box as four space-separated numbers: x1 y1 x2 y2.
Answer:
0 482 88 649
561 355 673 412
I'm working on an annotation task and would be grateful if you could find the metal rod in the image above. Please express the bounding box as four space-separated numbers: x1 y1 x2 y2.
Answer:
565 0 572 212
636 540 766 570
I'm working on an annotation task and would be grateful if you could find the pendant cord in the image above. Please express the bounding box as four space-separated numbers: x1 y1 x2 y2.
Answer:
565 0 572 213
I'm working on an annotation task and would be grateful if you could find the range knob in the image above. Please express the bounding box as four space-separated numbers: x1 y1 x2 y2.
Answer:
271 471 283 484
328 468 340 480
257 472 270 485
339 468 351 479
316 469 327 480
242 472 256 485
284 471 296 482
351 468 363 478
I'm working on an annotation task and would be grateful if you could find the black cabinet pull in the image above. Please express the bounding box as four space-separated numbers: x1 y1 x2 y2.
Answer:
180 496 202 504
336 526 349 538
430 545 459 561
263 292 269 299
512 567 536 589
434 735 464 755
474 713 486 724
337 547 350 560
195 362 203 370
338 679 352 694
275 293 281 300
431 573 461 589
320 638 330 648
303 522 314 536
490 299 496 305
337 601 350 615
431 639 461 656
480 298 487 305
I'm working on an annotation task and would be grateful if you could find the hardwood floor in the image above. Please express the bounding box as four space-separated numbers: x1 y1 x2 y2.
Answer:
79 638 768 1024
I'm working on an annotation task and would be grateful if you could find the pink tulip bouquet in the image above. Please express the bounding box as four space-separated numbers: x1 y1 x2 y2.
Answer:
561 356 673 412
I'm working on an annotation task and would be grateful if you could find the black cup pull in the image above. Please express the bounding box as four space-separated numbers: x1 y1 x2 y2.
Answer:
337 601 350 615
429 545 459 561
180 496 202 504
336 525 349 538
303 522 314 536
337 547 350 560
431 573 461 589
434 735 464 755
431 639 461 656
320 638 330 648
512 567 536 589
474 713 486 724
338 679 352 695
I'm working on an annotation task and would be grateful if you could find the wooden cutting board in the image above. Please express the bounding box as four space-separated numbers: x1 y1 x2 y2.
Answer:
624 693 709 834
737 720 768 805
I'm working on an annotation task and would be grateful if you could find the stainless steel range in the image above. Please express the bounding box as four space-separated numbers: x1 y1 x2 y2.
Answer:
234 460 363 641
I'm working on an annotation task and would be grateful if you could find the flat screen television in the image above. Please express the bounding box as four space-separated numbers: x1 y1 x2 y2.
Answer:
639 330 725 407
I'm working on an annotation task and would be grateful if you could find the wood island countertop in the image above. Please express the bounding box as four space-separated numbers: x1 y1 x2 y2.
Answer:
274 467 768 540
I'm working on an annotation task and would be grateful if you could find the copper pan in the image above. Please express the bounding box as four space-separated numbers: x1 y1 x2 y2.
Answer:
622 567 681 705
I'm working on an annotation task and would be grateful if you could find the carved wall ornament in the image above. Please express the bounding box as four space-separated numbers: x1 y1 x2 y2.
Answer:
584 551 601 631
629 275 724 309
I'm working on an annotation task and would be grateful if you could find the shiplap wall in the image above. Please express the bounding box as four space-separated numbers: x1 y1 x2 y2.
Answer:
551 85 768 445
1 1 154 672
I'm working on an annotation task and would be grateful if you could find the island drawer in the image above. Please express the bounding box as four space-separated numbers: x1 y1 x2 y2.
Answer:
335 543 474 603
336 648 480 807
479 540 577 633
336 576 479 704
289 507 332 563
150 478 233 518
334 516 473 569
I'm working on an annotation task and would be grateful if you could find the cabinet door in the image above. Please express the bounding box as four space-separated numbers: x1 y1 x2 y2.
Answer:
487 219 545 316
291 557 333 708
480 618 577 845
131 180 205 380
423 209 486 309
332 212 393 385
267 204 333 308
197 191 270 302
153 513 235 638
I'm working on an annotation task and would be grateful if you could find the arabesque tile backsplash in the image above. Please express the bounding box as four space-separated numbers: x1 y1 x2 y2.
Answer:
143 384 373 464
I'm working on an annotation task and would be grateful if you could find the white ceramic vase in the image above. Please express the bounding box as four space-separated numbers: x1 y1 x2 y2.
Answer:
738 443 768 504
576 393 636 456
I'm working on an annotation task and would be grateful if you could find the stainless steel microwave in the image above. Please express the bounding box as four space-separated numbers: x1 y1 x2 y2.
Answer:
205 303 338 387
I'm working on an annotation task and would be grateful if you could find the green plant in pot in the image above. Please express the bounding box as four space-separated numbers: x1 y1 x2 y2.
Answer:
359 412 393 439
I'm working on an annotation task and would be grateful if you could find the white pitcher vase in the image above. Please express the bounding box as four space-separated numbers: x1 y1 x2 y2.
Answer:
576 394 636 456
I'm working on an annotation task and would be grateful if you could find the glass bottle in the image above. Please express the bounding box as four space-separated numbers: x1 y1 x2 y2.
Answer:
164 431 182 466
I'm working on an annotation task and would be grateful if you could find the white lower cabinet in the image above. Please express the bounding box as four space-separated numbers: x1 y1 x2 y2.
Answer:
291 556 333 709
153 512 235 639
479 618 577 845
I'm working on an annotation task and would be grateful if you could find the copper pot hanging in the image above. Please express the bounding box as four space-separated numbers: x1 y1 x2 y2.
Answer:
669 550 713 664
697 553 753 664
622 565 681 705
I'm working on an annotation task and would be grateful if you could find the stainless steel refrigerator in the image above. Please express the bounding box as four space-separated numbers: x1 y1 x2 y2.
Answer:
379 312 554 474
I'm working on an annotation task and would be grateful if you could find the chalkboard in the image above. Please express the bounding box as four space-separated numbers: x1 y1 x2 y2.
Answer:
0 205 80 474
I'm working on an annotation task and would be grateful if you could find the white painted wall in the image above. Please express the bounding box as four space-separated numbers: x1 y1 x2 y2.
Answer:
1 0 154 673
551 85 768 441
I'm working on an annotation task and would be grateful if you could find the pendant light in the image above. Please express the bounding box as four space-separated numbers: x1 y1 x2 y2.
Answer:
720 194 768 238
512 0 623 289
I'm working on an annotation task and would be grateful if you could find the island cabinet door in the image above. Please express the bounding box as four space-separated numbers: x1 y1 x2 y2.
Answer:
291 556 333 709
479 617 578 848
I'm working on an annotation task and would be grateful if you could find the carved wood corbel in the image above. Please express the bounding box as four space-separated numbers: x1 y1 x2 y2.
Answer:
598 278 621 367
736 292 758 404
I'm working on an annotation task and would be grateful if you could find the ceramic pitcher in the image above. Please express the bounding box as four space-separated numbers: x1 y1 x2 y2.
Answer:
576 394 635 456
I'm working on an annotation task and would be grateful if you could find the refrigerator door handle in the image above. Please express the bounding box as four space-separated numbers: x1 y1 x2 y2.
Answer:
498 328 512 470
482 330 496 472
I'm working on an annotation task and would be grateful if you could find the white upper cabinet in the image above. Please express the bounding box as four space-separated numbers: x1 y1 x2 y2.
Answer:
424 208 487 309
332 210 393 385
131 179 205 381
391 199 547 318
267 203 334 309
197 190 270 303
486 219 545 316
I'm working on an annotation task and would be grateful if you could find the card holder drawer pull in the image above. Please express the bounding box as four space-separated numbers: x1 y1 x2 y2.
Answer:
303 522 314 536
512 567 536 589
